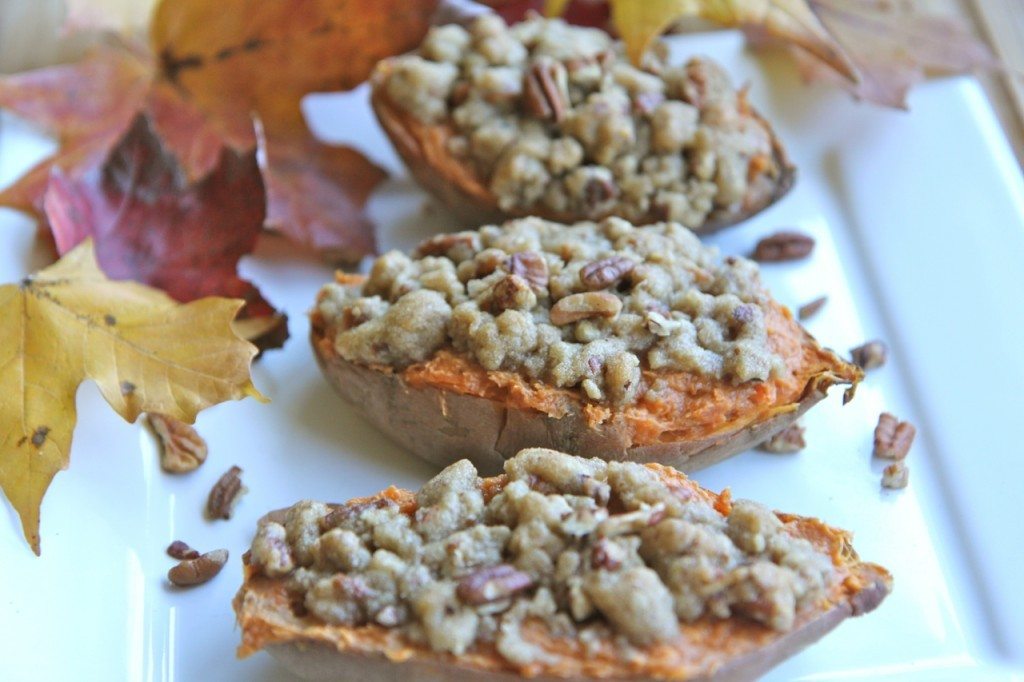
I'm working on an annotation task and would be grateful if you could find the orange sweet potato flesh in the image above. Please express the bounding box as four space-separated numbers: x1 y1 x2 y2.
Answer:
369 60 796 231
310 287 860 473
234 465 891 681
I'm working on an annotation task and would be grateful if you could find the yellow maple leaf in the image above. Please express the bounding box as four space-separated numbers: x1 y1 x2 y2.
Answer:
0 240 265 554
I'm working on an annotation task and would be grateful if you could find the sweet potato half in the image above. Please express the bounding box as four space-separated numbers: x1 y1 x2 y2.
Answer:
235 460 891 681
310 294 859 474
369 60 796 232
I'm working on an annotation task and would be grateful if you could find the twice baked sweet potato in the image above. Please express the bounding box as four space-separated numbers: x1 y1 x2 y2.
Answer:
311 217 859 473
235 448 891 681
371 13 794 231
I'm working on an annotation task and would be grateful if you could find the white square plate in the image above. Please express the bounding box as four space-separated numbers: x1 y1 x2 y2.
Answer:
1 31 1022 681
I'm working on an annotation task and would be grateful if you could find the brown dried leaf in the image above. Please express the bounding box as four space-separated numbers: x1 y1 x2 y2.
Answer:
792 0 996 109
256 124 384 263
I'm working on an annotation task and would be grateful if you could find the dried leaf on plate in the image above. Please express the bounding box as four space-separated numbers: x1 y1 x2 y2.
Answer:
0 240 264 554
0 45 152 217
545 0 994 108
1 0 441 280
148 0 439 258
789 0 996 109
150 0 440 127
43 113 277 329
256 124 385 264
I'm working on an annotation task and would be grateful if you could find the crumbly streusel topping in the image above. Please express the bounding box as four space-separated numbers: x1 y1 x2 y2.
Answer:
250 449 835 662
316 217 784 405
380 13 783 227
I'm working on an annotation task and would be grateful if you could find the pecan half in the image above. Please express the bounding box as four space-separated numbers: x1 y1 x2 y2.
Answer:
580 256 635 291
505 251 549 290
758 423 806 454
166 540 200 560
851 340 888 370
146 413 207 474
168 549 228 587
523 58 569 122
873 413 916 460
798 296 828 321
751 231 815 262
206 465 246 520
549 291 622 326
457 565 535 605
881 462 909 489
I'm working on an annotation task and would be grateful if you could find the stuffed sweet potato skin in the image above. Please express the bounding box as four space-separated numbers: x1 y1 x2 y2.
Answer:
235 467 891 681
369 65 796 233
310 321 857 475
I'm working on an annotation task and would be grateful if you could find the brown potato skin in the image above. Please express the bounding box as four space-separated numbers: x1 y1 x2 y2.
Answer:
310 323 855 475
235 470 892 681
369 60 796 232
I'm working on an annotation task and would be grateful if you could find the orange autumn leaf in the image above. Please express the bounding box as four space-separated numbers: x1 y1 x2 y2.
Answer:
149 0 440 258
151 0 440 127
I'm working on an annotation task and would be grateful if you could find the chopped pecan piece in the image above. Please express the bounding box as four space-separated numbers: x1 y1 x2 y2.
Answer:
168 549 229 587
851 340 888 370
751 231 815 262
523 58 569 122
166 540 200 560
374 605 407 627
320 498 396 532
646 311 682 337
583 175 617 207
798 296 827 321
457 564 535 605
413 232 479 259
504 251 549 290
580 256 636 291
206 465 247 520
597 504 666 536
590 538 626 570
146 413 207 474
881 462 909 489
549 291 622 326
489 274 535 312
873 413 915 460
758 423 806 454
633 91 666 116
